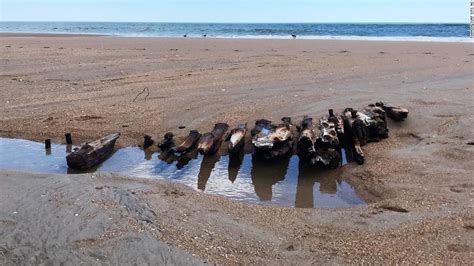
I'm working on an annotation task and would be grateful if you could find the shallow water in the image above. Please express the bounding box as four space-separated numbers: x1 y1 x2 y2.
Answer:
0 138 364 208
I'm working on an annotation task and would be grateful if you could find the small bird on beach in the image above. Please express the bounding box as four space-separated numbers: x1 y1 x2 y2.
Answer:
202 34 207 37
291 34 297 39
183 34 187 38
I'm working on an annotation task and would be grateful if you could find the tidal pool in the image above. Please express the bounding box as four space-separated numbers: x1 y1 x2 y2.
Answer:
0 137 365 208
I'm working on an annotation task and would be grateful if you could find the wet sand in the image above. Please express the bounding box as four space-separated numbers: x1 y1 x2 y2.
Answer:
1 34 473 264
0 171 204 265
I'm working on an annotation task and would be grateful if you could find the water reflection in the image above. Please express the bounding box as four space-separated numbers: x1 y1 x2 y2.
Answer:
197 154 220 190
144 149 153 160
0 137 365 208
250 156 290 201
295 164 318 208
228 152 244 183
340 148 348 165
158 151 176 164
295 164 349 208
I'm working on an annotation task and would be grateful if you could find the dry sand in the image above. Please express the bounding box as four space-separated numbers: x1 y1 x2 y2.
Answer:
0 34 473 264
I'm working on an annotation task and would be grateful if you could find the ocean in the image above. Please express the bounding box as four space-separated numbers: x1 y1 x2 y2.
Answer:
0 22 471 42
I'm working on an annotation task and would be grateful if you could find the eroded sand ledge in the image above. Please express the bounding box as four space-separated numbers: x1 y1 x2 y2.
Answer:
0 35 473 264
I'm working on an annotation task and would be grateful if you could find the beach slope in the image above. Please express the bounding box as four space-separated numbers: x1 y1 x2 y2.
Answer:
0 35 473 264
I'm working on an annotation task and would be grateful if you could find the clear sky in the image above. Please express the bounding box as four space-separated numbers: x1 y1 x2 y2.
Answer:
0 0 469 23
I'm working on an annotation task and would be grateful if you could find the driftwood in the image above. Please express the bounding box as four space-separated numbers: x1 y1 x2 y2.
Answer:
375 102 409 121
66 133 120 170
228 123 248 154
252 118 294 160
197 123 229 155
176 130 202 154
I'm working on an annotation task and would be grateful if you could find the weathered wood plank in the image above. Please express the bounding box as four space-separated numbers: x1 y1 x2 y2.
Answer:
66 133 120 170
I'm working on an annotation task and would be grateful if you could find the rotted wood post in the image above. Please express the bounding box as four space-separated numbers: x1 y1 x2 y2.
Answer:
45 139 51 149
45 139 52 155
65 133 73 145
144 135 154 149
328 109 334 117
351 110 358 119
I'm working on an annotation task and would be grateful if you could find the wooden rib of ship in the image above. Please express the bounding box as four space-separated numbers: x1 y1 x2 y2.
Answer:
65 102 408 172
66 133 121 170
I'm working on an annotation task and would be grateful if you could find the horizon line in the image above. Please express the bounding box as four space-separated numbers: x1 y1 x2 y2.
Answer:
0 20 469 24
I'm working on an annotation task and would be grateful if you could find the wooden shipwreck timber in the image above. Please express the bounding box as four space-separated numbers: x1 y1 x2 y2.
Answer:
150 102 408 169
313 112 344 168
252 118 295 160
297 116 317 163
61 101 408 174
197 123 229 155
343 109 366 164
375 102 409 121
176 130 202 154
227 123 248 154
66 133 121 170
157 132 175 153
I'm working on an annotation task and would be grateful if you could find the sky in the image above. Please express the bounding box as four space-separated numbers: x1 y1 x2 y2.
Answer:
0 0 469 23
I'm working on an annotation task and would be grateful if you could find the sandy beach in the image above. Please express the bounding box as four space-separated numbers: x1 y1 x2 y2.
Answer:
0 34 473 264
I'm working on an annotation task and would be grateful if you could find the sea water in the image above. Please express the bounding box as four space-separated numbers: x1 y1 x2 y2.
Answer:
0 22 470 42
